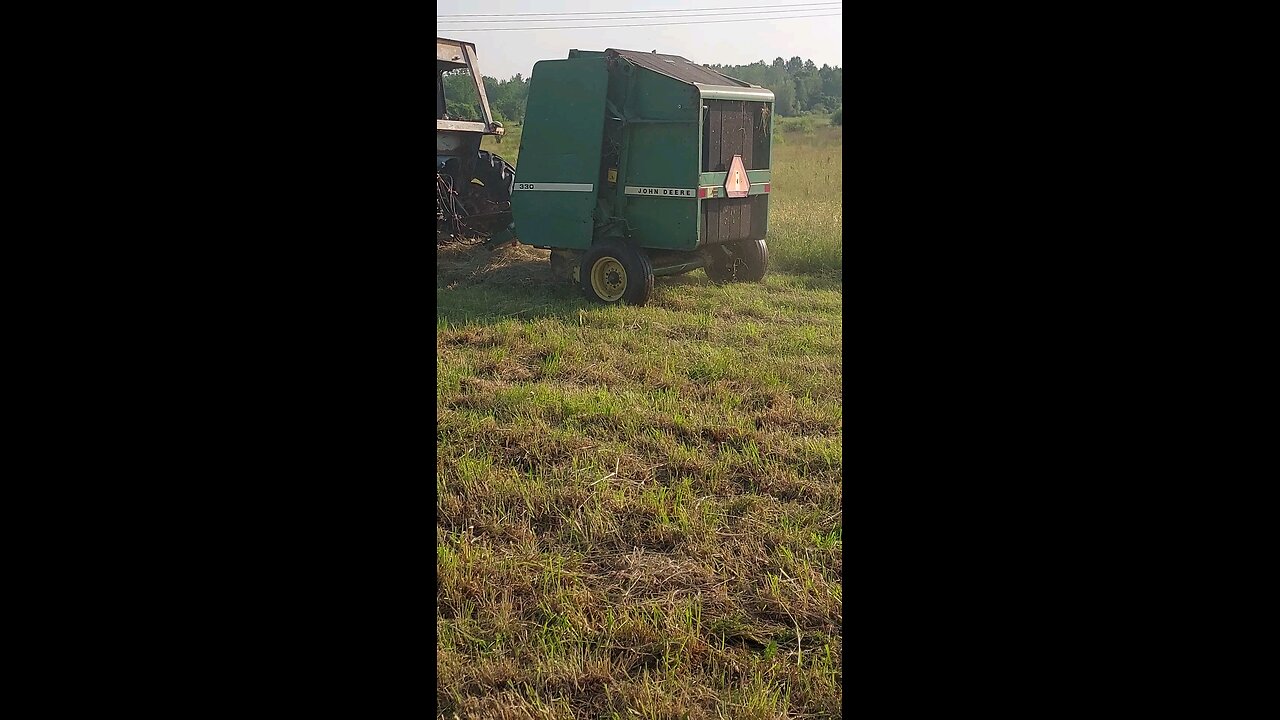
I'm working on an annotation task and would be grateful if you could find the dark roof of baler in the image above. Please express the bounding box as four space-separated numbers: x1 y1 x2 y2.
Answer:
606 49 754 87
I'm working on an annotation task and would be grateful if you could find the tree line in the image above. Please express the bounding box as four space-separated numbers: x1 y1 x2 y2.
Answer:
442 55 840 123
704 57 841 117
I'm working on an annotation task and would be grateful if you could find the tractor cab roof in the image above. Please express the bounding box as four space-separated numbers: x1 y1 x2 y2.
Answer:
437 37 473 72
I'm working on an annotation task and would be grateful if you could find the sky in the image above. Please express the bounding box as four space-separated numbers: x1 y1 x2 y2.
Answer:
437 0 843 81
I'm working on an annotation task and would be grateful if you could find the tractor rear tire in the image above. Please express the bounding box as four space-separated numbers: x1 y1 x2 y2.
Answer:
580 241 654 306
472 150 516 200
454 150 516 236
705 239 769 284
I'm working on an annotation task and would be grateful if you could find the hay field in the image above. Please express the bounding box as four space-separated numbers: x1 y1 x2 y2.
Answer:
438 118 842 719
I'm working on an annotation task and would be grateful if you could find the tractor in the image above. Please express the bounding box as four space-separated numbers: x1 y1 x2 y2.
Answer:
436 37 514 242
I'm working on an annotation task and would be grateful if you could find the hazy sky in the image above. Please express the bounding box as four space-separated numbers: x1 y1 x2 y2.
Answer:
437 0 843 81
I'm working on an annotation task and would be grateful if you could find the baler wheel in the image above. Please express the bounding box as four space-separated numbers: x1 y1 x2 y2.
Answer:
580 241 654 306
704 239 769 284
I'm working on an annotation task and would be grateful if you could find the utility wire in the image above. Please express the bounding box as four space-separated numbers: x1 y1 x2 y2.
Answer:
437 2 839 18
440 11 840 32
440 6 840 24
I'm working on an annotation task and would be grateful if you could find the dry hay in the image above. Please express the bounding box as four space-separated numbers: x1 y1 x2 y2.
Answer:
437 241 554 289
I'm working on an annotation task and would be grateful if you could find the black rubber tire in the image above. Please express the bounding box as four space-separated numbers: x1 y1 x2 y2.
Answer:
704 239 769 284
471 150 516 202
449 150 516 236
580 241 654 306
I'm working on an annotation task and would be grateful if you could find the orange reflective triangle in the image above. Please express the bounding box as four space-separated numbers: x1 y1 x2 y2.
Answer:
725 154 749 198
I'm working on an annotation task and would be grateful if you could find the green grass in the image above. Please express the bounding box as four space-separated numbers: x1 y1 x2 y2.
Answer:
481 124 524 167
766 125 842 276
441 120 842 719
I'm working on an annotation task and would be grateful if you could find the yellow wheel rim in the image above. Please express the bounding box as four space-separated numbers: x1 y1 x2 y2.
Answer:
590 257 627 301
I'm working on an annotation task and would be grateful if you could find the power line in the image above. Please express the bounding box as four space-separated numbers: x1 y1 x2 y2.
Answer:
440 6 840 24
437 2 839 18
439 11 840 32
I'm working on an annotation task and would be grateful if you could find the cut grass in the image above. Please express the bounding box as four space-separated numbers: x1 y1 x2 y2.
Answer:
442 119 842 719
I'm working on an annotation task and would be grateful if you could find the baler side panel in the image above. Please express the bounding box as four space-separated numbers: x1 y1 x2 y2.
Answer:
617 72 702 252
511 58 608 250
622 123 701 251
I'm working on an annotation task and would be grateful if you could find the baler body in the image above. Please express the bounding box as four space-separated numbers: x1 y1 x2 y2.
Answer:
511 49 774 253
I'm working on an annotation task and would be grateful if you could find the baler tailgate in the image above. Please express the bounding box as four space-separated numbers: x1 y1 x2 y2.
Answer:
509 58 609 250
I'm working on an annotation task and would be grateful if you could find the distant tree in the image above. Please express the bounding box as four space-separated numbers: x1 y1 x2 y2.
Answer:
442 69 481 120
441 57 839 124
832 107 842 126
494 73 530 123
821 67 842 102
794 74 822 112
682 57 840 117
773 80 795 116
728 63 768 86
441 70 533 123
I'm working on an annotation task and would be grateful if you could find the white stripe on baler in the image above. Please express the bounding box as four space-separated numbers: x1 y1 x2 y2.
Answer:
513 183 594 192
